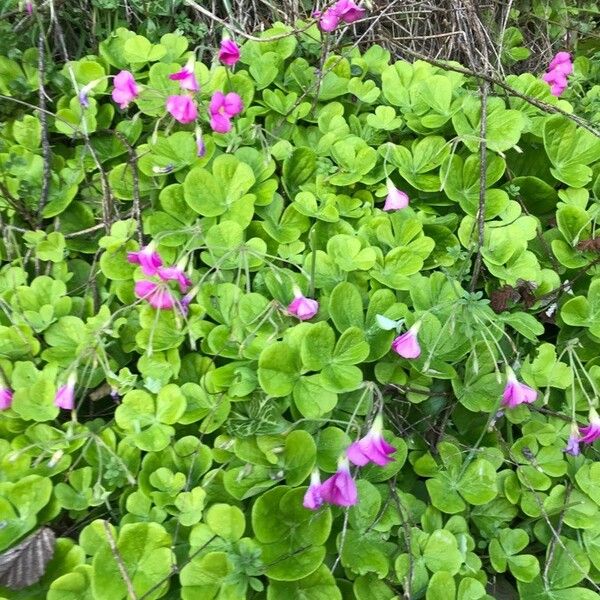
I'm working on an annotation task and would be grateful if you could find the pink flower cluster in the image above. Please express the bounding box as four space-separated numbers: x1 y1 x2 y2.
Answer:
127 243 194 312
316 0 365 32
542 51 573 97
304 414 395 510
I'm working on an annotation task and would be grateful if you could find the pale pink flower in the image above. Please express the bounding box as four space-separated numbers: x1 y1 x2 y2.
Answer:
134 280 176 310
303 470 324 510
55 373 77 410
166 95 198 124
319 457 357 507
0 385 13 410
127 242 163 276
218 39 241 66
347 414 396 466
288 287 319 320
208 91 243 133
169 57 199 92
111 71 139 109
502 367 537 408
391 322 421 359
383 179 409 211
579 408 600 444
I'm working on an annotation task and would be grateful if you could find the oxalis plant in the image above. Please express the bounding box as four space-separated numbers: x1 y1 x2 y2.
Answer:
1 5 600 599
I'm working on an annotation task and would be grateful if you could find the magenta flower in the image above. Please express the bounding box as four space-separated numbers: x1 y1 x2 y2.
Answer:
303 470 324 510
208 91 243 134
169 57 199 92
134 280 176 310
383 179 409 211
0 384 13 410
218 39 241 66
25 1 33 15
502 367 537 408
127 242 163 276
157 259 191 292
166 95 198 124
317 0 365 31
319 458 358 507
288 287 319 320
542 51 572 97
195 127 206 157
579 408 600 444
347 414 396 466
391 322 421 359
318 8 340 31
111 71 139 109
55 373 76 410
564 423 580 456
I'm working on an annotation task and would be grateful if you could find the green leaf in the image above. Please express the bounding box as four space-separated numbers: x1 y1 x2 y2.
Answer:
423 530 463 574
205 503 246 541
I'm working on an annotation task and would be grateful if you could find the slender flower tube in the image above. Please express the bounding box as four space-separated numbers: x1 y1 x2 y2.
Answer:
502 367 537 408
111 70 139 109
179 284 199 316
288 287 319 320
134 281 176 310
195 126 206 157
347 414 396 466
218 39 241 66
169 57 199 92
78 79 101 108
391 322 421 359
166 95 198 124
383 179 409 211
579 407 600 444
319 457 358 507
127 242 163 276
303 470 324 510
55 373 77 410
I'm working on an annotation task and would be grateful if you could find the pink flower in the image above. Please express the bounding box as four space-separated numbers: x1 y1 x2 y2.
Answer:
179 285 199 316
0 385 13 410
549 51 573 74
579 408 600 444
218 39 241 66
391 322 421 359
208 91 243 134
347 414 396 466
317 0 365 31
542 51 572 97
195 127 206 157
111 71 139 109
502 367 537 408
169 57 199 92
157 259 191 292
288 287 319 320
55 373 76 410
127 242 163 276
319 8 340 31
564 423 580 456
383 179 409 211
319 458 357 507
134 280 176 310
166 95 198 124
303 470 324 510
25 1 33 15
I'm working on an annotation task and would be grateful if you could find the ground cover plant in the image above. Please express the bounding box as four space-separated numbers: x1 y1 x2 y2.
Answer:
1 1 600 598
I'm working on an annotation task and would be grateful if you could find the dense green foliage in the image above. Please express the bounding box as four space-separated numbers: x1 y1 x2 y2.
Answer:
1 11 600 600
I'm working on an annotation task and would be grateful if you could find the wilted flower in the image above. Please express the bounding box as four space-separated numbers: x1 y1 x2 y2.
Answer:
134 280 176 310
218 39 241 66
166 95 198 124
288 287 319 320
391 322 421 359
564 423 580 456
111 70 139 109
179 285 199 316
502 367 537 408
303 470 324 510
169 56 199 92
319 457 358 507
0 381 13 410
195 126 206 157
347 414 396 466
127 242 163 276
55 373 77 410
579 407 600 444
542 51 573 97
78 79 101 108
383 179 409 211
208 91 243 133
